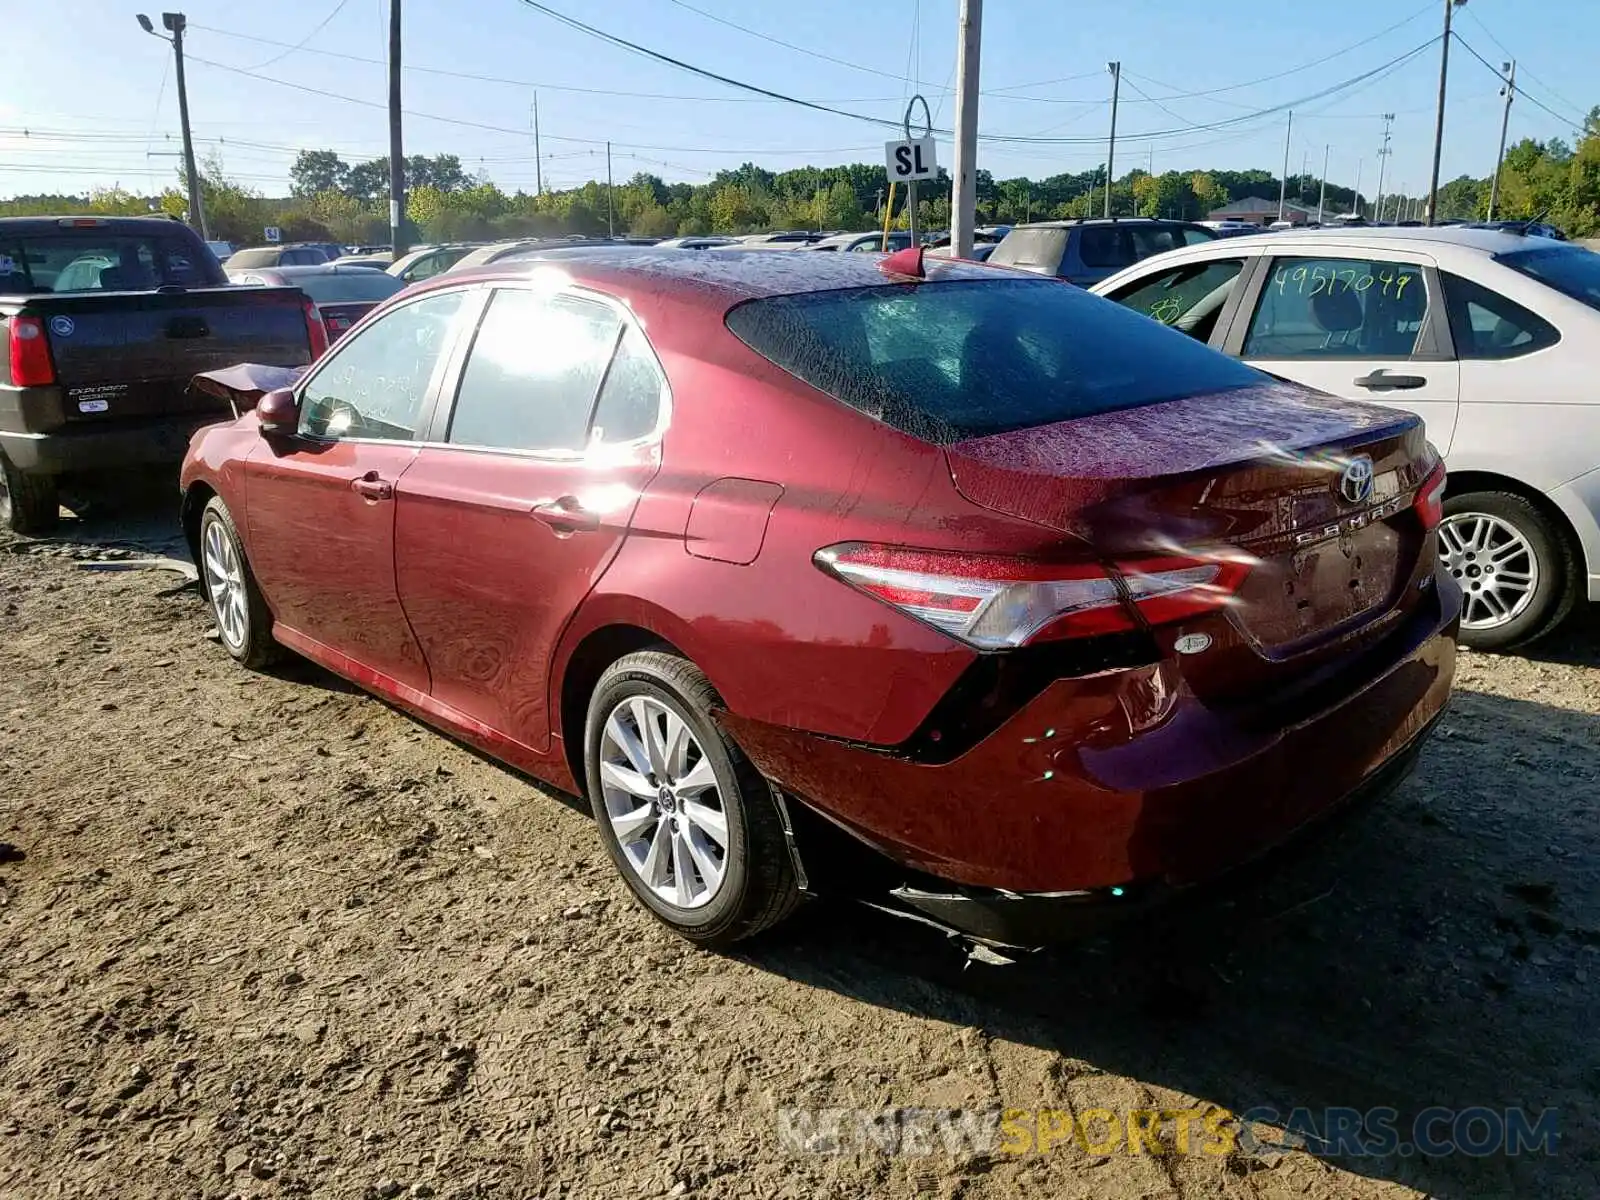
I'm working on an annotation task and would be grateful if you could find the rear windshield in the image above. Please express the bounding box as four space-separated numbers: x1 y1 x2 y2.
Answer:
0 232 219 293
294 272 406 304
1497 246 1600 312
987 228 1067 274
725 277 1265 443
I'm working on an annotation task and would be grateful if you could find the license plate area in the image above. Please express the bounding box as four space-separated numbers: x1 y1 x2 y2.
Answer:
1233 521 1405 653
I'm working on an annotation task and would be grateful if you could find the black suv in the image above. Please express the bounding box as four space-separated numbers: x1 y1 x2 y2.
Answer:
988 218 1217 286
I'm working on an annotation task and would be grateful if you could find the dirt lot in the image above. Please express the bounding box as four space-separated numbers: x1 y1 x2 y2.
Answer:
2 509 1597 1200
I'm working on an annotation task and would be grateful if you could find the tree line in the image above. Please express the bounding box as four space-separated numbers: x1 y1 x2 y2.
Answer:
5 109 1599 246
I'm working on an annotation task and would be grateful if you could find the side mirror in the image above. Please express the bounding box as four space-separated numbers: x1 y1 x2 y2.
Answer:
255 387 299 436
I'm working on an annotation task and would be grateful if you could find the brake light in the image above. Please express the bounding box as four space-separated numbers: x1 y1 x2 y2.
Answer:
7 316 56 387
815 543 1249 648
1416 461 1446 531
302 297 329 360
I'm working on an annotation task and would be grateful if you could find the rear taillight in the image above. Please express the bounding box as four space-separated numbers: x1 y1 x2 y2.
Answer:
302 298 330 360
7 316 56 387
1416 461 1446 532
815 543 1249 648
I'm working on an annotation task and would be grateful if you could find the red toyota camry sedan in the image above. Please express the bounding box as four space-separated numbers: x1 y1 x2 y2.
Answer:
179 248 1459 950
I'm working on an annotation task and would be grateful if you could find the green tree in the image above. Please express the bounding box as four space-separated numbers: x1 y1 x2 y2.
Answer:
290 150 349 197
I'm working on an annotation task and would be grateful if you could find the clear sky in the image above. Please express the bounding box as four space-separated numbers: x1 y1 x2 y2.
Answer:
3 0 1595 201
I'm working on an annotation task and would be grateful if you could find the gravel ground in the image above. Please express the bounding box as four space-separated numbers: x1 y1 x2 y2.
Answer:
1 509 1597 1200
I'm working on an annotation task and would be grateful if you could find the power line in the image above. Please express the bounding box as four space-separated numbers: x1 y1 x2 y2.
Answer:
1458 7 1588 126
1451 33 1584 134
243 0 353 71
511 1 1443 147
1115 1 1436 102
189 24 909 105
661 0 948 90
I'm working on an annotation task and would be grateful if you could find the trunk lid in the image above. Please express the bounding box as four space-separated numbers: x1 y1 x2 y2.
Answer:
945 381 1437 667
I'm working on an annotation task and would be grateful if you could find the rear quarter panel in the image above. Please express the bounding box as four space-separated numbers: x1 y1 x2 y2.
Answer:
550 285 1083 746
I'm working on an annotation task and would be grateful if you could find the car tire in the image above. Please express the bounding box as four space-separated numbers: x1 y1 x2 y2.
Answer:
585 650 800 947
198 496 281 669
0 454 59 536
1439 490 1576 651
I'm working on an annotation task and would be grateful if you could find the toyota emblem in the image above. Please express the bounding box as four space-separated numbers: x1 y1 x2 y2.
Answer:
1338 455 1375 505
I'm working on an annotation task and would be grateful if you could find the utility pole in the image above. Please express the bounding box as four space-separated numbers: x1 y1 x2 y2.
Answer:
1426 0 1466 225
1317 144 1329 224
950 0 982 259
387 0 406 256
1104 61 1121 218
1301 149 1310 206
605 141 614 237
1488 59 1516 220
136 12 207 239
1353 158 1363 217
1375 112 1394 221
1277 110 1293 222
532 92 543 196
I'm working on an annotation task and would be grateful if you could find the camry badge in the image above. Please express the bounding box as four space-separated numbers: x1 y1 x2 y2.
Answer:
1338 455 1375 505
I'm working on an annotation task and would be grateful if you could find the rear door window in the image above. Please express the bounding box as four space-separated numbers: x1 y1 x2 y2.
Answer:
1127 226 1186 260
591 325 667 444
725 277 1264 443
1441 273 1558 359
988 228 1068 274
1077 226 1130 269
1107 258 1244 341
1243 257 1430 359
446 289 621 453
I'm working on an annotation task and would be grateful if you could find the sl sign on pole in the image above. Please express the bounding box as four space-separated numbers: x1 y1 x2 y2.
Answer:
885 137 937 183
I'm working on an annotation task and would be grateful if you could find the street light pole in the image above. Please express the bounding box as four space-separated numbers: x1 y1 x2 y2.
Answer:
1375 113 1394 220
136 12 207 239
1426 0 1467 226
1353 158 1364 217
1488 59 1516 220
1277 110 1293 222
1317 144 1330 224
950 0 982 259
1104 61 1121 218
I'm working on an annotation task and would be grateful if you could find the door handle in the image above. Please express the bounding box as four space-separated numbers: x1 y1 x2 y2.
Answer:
350 471 394 501
1354 370 1427 391
530 496 600 534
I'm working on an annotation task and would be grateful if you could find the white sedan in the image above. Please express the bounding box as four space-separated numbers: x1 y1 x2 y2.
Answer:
1093 225 1600 650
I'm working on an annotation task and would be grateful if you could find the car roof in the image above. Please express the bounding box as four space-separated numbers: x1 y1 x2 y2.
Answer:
0 215 195 234
1183 223 1555 257
807 231 900 248
1011 217 1200 229
437 246 998 304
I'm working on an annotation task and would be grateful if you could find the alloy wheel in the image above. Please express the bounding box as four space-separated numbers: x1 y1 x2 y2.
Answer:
1438 511 1539 631
202 517 249 651
598 694 729 910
